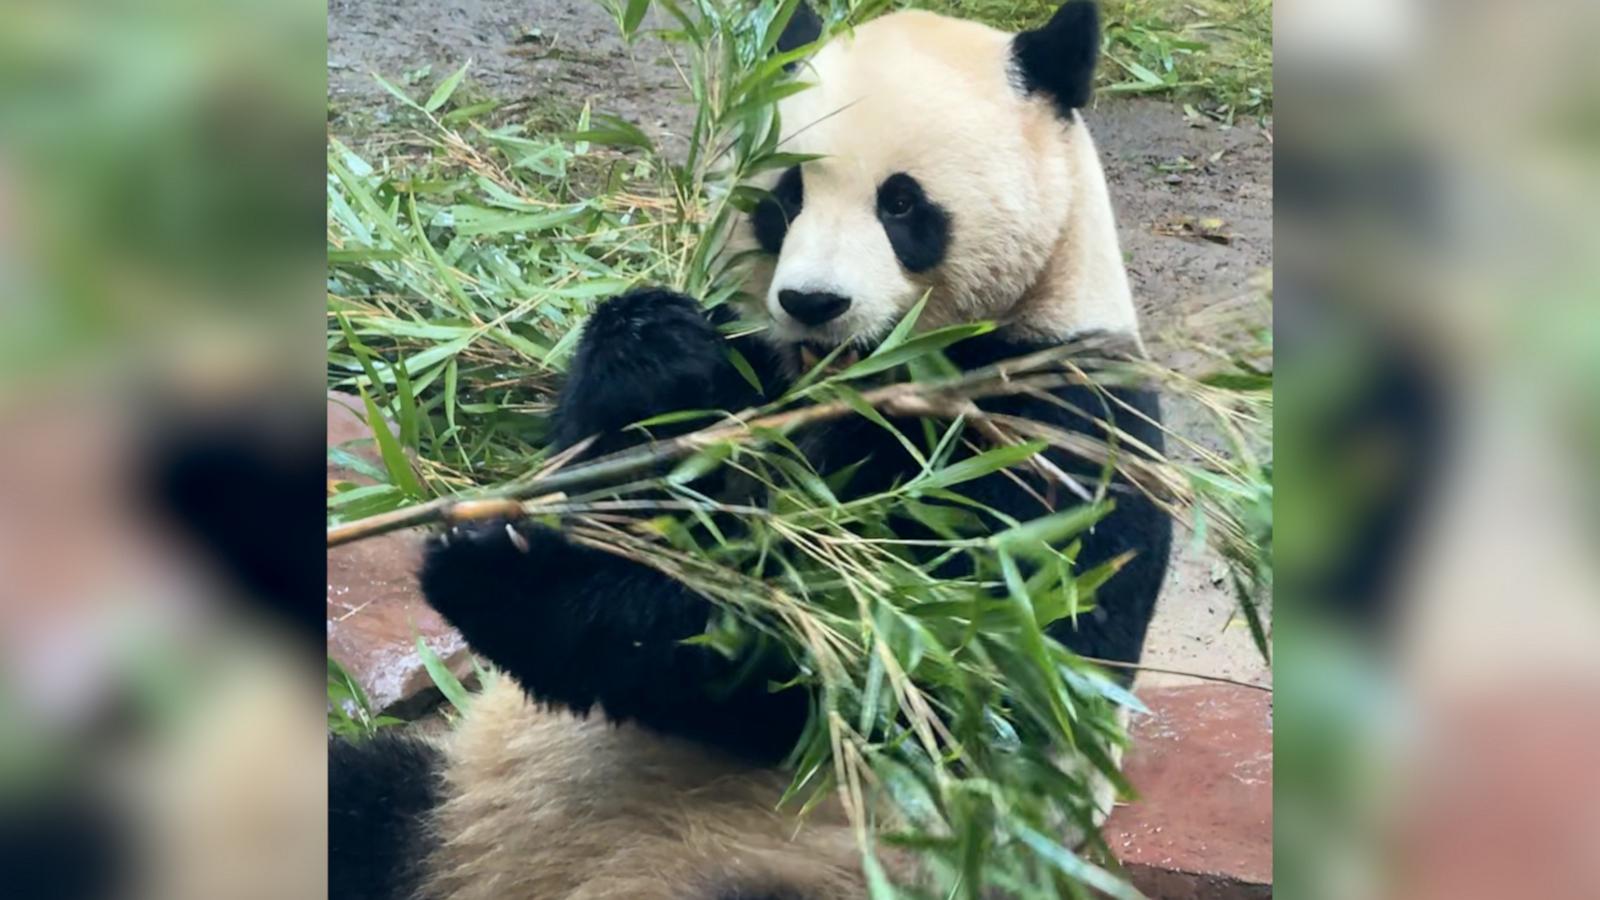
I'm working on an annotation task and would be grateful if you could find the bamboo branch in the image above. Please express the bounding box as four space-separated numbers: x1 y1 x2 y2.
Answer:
327 342 1127 547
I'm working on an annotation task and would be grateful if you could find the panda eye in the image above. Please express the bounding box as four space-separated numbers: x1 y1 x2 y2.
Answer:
877 173 921 219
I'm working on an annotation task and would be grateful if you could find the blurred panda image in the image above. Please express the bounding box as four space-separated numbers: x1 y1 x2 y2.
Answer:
330 3 1172 898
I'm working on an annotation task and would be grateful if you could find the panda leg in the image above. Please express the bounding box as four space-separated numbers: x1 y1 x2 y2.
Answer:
419 519 808 763
329 732 442 900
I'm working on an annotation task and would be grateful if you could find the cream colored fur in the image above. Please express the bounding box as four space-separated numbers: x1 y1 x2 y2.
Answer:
746 11 1142 352
421 677 873 900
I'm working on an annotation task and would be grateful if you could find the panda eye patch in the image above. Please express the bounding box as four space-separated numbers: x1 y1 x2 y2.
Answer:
876 174 920 218
875 173 951 274
750 166 804 255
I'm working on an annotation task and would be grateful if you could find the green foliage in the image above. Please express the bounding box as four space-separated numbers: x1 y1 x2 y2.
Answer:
328 657 404 740
415 636 475 716
326 1 1272 894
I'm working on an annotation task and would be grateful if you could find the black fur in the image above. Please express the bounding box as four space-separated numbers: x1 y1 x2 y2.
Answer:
876 172 951 274
1012 1 1100 116
419 289 1171 763
790 335 1169 673
329 732 443 900
141 402 325 654
1 791 124 900
426 289 801 762
549 289 773 457
419 519 810 762
774 4 823 60
751 166 804 256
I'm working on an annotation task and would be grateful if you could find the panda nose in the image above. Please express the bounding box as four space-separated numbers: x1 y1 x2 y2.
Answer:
778 290 852 327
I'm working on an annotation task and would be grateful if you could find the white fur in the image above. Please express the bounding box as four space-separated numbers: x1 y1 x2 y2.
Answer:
746 11 1142 352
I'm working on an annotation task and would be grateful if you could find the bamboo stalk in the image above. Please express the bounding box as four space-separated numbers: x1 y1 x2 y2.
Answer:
327 343 1121 548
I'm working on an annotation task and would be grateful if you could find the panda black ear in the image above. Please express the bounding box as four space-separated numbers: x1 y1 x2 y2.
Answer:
774 3 823 68
1012 1 1100 116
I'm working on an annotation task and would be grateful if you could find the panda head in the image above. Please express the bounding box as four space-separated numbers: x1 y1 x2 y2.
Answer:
746 2 1139 359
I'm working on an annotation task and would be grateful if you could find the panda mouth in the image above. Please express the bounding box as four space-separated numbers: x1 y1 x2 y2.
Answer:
797 341 863 374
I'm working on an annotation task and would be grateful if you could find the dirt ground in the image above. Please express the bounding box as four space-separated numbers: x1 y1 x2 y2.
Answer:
328 0 1273 688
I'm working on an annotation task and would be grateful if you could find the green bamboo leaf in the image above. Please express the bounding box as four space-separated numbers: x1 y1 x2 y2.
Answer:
631 408 724 428
785 342 852 395
838 322 995 380
999 550 1077 739
862 850 900 900
335 314 390 404
406 194 474 315
415 636 473 714
562 114 654 151
327 447 387 484
328 248 404 264
444 358 459 432
1013 824 1143 900
767 455 839 507
668 442 733 485
448 203 590 236
424 60 471 112
1121 57 1167 86
621 0 651 39
326 484 404 520
391 353 420 450
1057 661 1149 715
987 502 1112 557
871 291 930 357
370 72 423 110
402 335 474 378
918 441 1045 492
827 384 927 467
358 386 426 498
725 346 764 394
1199 371 1273 391
441 99 499 123
743 151 822 175
759 0 804 56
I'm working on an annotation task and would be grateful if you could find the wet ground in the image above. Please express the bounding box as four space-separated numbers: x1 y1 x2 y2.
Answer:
328 0 1274 689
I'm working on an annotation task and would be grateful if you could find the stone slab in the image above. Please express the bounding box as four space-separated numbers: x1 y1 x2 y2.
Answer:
1107 684 1273 898
326 392 472 713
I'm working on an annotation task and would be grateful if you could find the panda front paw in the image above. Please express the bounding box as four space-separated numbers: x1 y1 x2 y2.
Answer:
551 289 735 453
418 517 564 621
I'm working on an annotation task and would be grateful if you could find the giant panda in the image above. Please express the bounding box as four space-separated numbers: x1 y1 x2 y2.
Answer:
329 3 1172 898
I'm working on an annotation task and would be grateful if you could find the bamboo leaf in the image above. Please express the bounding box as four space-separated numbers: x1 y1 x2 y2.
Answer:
1013 824 1143 900
621 0 651 39
987 502 1113 557
358 386 426 499
839 322 996 379
424 60 471 112
918 441 1046 492
370 72 423 110
415 636 473 714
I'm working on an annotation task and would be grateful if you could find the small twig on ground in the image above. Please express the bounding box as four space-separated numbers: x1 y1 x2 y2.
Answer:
1078 656 1273 694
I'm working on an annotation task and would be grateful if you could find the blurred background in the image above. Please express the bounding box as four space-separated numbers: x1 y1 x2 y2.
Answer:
0 0 327 898
1275 0 1600 898
0 0 1596 898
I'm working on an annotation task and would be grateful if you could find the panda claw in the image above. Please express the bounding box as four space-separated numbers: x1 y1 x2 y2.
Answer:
505 523 530 553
